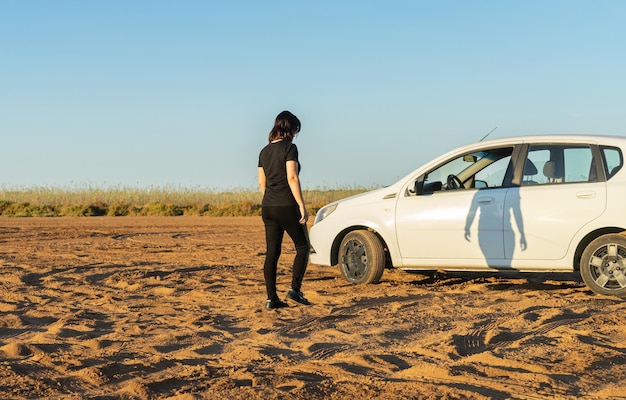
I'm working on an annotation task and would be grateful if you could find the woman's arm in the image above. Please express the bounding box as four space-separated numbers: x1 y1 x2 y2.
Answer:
286 160 308 224
258 167 266 195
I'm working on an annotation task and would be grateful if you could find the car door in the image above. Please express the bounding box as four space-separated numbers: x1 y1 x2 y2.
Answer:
395 147 515 267
506 143 607 261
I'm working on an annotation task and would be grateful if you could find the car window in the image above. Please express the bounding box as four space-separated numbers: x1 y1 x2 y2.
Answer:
475 155 511 188
418 147 513 193
601 146 623 179
523 145 595 185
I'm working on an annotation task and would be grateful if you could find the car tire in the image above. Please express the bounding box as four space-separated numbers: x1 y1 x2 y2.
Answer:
338 230 385 284
580 233 626 297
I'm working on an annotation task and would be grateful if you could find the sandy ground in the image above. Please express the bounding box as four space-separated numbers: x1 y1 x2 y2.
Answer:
0 216 625 399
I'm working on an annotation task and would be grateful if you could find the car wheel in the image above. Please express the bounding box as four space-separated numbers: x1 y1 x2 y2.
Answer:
580 233 626 297
338 230 385 284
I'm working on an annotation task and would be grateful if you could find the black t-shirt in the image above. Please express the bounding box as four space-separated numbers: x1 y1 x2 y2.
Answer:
258 141 301 206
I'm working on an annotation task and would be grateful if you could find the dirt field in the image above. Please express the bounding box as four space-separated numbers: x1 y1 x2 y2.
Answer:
0 216 624 399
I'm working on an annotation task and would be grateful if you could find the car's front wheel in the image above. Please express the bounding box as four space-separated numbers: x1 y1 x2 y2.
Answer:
338 230 385 284
580 233 626 297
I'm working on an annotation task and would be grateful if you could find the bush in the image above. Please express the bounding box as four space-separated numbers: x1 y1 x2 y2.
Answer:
141 202 184 216
0 200 15 215
0 202 57 217
108 202 132 216
0 185 373 217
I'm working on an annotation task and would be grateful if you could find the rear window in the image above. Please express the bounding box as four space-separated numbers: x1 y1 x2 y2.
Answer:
601 146 623 179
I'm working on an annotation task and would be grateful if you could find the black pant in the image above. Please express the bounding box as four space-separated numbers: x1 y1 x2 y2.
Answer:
262 205 309 300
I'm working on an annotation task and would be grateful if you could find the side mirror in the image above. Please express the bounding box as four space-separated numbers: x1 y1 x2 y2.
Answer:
413 174 443 195
416 179 442 195
414 179 424 195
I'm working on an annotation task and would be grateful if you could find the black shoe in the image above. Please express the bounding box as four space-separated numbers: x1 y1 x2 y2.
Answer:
265 298 289 310
286 289 311 305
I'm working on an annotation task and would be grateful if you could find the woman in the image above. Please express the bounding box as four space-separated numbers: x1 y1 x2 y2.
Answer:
258 110 310 309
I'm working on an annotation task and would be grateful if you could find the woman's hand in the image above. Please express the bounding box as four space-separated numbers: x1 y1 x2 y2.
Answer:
287 160 308 225
299 205 309 225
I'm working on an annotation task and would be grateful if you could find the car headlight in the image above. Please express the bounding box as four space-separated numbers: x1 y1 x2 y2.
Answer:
314 203 338 224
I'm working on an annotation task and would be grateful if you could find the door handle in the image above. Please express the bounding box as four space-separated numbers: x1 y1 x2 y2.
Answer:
576 191 596 199
477 197 495 205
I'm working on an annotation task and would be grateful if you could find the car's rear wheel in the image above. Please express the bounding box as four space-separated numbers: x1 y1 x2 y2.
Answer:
580 233 626 297
338 230 385 284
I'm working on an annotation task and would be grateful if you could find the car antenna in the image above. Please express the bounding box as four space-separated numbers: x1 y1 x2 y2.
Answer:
479 126 497 142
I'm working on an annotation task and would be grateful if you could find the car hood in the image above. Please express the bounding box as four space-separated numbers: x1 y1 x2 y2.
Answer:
329 184 403 208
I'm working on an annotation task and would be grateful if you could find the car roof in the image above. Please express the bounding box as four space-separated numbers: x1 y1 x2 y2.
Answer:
477 134 626 148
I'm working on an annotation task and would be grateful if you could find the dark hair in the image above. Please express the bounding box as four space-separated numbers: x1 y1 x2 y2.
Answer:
268 110 301 142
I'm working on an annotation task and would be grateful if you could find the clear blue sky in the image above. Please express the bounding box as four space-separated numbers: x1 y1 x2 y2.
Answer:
2 1 625 190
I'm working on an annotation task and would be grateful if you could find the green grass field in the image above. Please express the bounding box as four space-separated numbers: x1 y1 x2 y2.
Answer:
0 185 373 217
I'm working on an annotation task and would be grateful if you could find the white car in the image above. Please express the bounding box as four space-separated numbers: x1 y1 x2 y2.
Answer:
309 135 626 297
